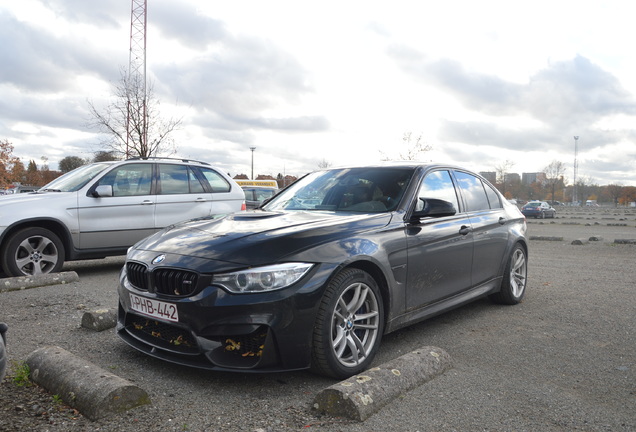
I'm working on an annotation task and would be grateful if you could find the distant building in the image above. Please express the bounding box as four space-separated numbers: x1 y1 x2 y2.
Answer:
504 173 521 183
480 171 497 184
522 172 546 185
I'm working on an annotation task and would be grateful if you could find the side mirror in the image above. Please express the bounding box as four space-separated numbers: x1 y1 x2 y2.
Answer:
411 198 456 220
93 185 113 198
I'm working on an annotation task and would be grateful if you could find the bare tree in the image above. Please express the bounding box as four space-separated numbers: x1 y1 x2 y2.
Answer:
87 70 181 158
380 132 432 161
494 160 516 196
543 160 566 203
317 158 332 169
572 176 598 204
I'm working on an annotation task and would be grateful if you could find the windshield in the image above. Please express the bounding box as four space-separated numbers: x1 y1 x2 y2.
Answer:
40 162 113 192
263 167 415 213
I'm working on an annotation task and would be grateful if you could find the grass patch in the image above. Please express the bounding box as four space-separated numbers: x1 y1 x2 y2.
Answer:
10 360 31 387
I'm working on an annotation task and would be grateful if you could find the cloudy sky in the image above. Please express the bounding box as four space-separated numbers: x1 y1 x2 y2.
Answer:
1 0 635 185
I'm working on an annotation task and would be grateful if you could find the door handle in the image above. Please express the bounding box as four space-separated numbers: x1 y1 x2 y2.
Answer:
459 225 472 236
195 198 207 202
141 200 154 205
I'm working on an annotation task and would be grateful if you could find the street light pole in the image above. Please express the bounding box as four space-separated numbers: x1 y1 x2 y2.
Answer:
573 136 579 205
250 147 256 180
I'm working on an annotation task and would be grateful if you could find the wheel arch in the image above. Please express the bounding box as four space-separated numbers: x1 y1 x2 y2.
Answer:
0 219 74 260
338 259 391 332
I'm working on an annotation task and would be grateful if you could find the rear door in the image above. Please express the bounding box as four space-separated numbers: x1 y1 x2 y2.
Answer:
154 163 214 229
197 167 245 215
453 170 510 286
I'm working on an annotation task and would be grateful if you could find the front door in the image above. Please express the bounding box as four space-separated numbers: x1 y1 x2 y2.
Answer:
77 163 155 249
406 170 474 309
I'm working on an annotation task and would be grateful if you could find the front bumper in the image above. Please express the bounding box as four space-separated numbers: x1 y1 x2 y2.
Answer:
117 262 336 373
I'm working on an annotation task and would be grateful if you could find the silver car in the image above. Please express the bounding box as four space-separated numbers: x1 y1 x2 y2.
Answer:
0 158 246 277
0 323 7 382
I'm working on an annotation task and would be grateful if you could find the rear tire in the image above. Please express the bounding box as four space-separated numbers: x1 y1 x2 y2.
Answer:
310 268 384 379
490 244 527 305
1 228 65 277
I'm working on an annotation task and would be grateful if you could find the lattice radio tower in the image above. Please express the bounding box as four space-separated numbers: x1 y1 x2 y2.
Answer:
126 0 147 158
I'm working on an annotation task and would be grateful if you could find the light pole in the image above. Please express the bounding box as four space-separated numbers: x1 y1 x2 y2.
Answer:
250 147 256 180
573 136 579 205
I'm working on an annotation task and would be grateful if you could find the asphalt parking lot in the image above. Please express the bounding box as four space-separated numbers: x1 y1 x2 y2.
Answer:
1 207 635 431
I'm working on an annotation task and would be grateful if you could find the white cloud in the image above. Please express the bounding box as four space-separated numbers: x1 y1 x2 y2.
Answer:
0 0 635 185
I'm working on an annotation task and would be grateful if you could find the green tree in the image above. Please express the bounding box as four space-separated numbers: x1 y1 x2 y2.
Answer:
58 156 88 173
93 151 120 162
25 159 40 185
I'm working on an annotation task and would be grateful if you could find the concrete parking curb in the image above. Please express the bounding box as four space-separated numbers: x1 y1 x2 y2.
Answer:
571 238 589 245
0 271 79 293
529 235 564 241
81 308 118 332
26 346 150 421
312 346 451 421
614 239 636 244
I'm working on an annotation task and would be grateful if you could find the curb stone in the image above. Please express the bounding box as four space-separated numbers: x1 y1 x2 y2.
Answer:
26 346 150 421
0 271 79 293
313 346 451 421
529 236 564 241
571 238 589 245
614 239 636 244
81 308 118 332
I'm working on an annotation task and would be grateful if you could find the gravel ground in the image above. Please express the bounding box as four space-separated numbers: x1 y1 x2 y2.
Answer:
1 207 635 431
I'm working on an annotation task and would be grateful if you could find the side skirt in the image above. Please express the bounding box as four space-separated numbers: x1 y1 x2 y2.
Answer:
384 277 502 334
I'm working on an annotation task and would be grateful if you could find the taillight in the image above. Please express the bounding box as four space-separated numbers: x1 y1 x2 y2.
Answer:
241 201 247 211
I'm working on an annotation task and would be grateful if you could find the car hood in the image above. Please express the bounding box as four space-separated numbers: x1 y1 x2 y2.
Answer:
0 191 77 214
133 210 395 266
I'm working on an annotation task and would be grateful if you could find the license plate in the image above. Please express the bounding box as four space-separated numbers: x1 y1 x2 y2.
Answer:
129 293 179 322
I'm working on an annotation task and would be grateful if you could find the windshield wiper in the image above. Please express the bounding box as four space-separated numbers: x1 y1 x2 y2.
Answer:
40 188 62 192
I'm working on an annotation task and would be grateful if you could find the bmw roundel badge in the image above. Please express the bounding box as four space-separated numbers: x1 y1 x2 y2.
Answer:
152 254 166 265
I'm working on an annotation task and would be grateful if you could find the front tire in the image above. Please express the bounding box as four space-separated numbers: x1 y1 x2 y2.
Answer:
1 228 65 277
311 268 384 379
490 244 527 305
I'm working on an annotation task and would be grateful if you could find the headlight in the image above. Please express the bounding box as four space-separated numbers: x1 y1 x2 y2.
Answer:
213 263 313 293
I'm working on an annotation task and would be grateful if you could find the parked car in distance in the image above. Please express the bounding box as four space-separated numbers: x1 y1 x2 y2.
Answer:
1 185 39 195
0 323 7 382
0 157 246 277
117 162 528 379
235 179 279 209
521 201 556 219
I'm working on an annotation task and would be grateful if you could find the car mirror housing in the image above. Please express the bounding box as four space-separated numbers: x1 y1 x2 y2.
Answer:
411 198 457 220
93 185 113 198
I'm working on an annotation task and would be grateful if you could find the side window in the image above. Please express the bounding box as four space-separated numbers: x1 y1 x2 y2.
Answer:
199 168 231 193
417 170 460 212
158 164 189 194
96 163 152 197
484 183 502 209
454 171 490 212
188 169 205 193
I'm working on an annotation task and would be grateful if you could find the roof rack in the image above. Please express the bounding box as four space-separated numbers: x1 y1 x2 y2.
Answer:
126 157 211 166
